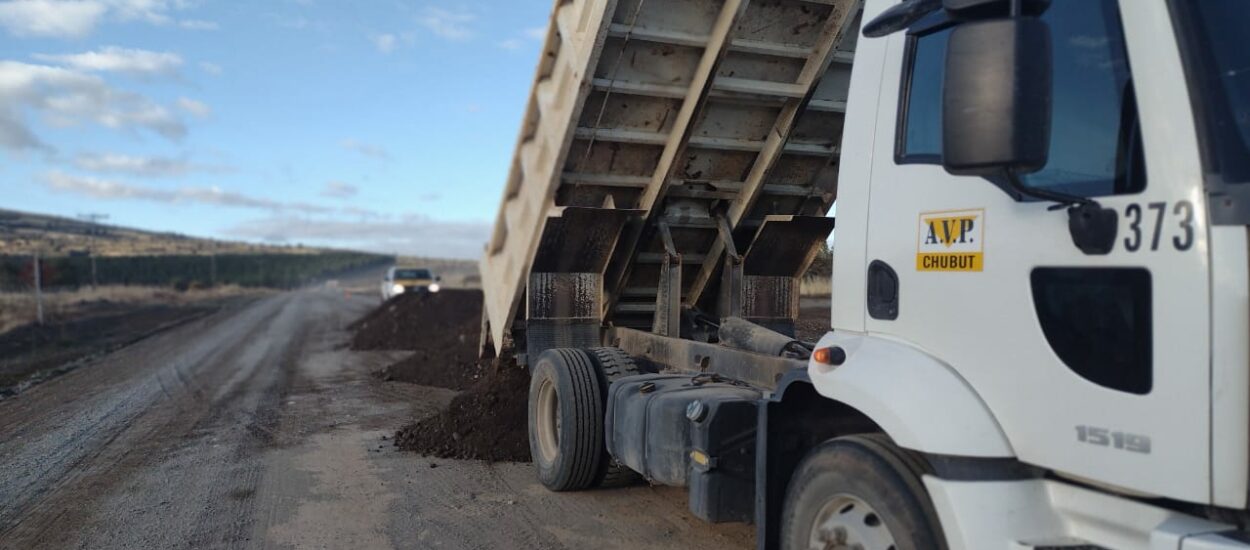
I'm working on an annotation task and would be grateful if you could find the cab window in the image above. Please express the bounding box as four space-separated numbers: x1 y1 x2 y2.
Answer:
897 0 1146 198
394 269 432 279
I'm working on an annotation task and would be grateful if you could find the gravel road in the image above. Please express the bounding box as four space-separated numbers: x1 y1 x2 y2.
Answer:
0 287 754 549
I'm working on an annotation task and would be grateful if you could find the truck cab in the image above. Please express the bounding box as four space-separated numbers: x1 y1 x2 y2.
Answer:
810 0 1250 547
477 0 1250 547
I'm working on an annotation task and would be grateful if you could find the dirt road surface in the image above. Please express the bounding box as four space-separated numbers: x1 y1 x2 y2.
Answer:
0 287 755 549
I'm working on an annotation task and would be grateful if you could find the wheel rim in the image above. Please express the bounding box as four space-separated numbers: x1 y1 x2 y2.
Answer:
535 378 560 464
807 493 897 550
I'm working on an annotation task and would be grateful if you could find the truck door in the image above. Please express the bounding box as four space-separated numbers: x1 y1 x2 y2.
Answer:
862 0 1212 502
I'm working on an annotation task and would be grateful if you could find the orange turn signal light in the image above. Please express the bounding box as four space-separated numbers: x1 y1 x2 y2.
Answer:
812 346 846 366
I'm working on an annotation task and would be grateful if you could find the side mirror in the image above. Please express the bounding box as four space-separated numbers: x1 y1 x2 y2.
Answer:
436 275 442 282
941 17 1052 177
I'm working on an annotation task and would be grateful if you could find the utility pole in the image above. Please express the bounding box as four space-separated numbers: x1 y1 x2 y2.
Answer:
77 213 109 289
33 251 44 325
209 241 217 287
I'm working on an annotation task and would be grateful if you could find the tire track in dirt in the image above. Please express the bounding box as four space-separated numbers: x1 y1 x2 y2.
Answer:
0 292 333 549
0 298 284 536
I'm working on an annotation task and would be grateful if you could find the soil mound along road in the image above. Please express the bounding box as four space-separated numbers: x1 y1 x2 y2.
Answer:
394 359 531 463
349 289 482 352
349 289 530 462
350 289 485 390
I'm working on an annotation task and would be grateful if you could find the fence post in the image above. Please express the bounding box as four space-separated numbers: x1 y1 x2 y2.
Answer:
33 252 44 325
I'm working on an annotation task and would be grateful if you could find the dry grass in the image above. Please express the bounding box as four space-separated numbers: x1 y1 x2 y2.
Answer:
800 276 832 297
0 285 264 335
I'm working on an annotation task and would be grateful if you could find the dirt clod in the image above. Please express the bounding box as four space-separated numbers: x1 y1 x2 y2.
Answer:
393 360 531 463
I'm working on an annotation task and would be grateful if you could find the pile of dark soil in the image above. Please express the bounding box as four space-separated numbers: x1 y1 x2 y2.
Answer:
348 289 482 351
350 288 484 390
393 359 532 462
379 352 486 390
349 287 529 461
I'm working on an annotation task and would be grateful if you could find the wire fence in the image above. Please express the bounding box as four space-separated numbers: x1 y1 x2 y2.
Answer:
0 252 391 293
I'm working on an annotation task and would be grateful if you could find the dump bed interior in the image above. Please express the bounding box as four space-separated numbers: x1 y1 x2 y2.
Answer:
481 0 862 355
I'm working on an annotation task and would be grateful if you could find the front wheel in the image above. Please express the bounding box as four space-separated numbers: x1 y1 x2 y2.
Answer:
780 434 946 550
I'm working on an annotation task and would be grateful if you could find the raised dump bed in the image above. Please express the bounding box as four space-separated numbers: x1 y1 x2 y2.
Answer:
480 0 862 356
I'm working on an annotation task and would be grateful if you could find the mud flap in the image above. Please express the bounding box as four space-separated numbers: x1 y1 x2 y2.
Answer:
722 215 835 336
526 206 640 356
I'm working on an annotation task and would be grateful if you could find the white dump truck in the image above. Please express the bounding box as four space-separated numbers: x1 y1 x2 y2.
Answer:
478 0 1250 547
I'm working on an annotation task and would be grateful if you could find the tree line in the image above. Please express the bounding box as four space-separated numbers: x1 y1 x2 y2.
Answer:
0 252 391 292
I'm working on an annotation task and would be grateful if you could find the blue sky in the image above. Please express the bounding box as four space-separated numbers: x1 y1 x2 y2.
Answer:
0 0 550 258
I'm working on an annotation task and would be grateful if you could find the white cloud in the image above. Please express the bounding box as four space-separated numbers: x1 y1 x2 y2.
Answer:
0 60 187 151
178 18 216 30
0 112 48 150
499 25 545 51
199 61 221 76
225 215 489 259
339 138 389 160
0 0 213 38
41 170 334 214
106 0 182 26
33 46 183 77
176 97 209 118
74 152 185 176
72 152 233 177
0 0 108 38
371 33 397 54
416 6 474 41
320 180 357 198
39 169 484 257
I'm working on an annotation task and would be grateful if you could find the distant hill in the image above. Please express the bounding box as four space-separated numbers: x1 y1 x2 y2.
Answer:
0 208 322 258
0 208 480 291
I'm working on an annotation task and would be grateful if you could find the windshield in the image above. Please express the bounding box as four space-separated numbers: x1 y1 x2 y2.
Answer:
394 269 432 279
1173 0 1250 183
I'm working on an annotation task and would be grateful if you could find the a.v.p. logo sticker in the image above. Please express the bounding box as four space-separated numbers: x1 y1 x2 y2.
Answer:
916 209 984 272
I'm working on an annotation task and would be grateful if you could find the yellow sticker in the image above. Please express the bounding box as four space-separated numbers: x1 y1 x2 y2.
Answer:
916 209 984 272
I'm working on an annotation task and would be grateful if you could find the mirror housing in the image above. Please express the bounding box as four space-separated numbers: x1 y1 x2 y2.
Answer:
863 0 941 38
941 17 1052 177
943 0 1051 18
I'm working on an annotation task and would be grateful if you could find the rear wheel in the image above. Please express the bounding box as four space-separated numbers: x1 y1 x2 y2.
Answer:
587 347 645 487
528 348 605 491
780 434 946 550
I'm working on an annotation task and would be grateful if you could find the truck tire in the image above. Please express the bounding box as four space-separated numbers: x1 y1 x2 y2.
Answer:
528 348 605 491
587 347 645 488
780 434 946 550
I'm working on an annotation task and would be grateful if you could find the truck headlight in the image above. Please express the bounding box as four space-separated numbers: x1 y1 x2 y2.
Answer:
428 283 440 293
391 283 405 295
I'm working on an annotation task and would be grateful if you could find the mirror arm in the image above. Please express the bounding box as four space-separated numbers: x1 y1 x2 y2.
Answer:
1002 169 1090 209
1003 169 1118 255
